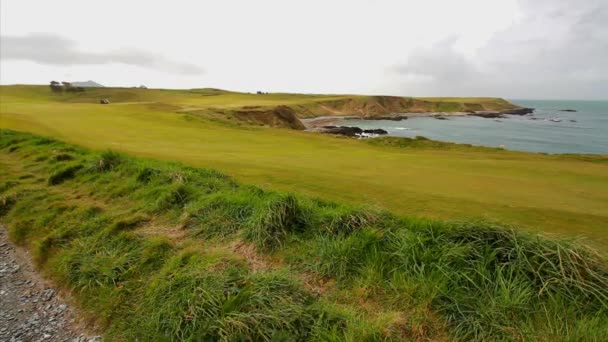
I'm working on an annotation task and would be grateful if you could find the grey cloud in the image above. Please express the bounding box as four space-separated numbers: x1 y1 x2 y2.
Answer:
389 0 608 99
0 33 204 75
390 37 480 83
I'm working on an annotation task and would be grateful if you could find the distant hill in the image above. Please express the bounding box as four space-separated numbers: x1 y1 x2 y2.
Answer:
70 80 104 87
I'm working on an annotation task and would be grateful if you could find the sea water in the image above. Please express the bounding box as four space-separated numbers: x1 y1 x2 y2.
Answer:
340 100 608 154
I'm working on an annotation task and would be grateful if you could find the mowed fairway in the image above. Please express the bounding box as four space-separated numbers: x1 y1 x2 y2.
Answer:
2 86 608 247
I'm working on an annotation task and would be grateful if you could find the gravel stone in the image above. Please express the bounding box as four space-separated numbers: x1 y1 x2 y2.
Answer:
0 226 100 341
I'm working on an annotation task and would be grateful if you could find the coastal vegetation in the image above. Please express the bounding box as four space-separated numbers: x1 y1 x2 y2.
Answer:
1 130 607 340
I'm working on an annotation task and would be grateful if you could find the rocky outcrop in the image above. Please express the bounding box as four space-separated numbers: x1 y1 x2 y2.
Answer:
363 128 388 134
468 107 534 118
500 107 534 115
321 126 363 136
361 115 408 121
470 111 505 118
100 98 110 104
560 109 577 112
320 126 387 137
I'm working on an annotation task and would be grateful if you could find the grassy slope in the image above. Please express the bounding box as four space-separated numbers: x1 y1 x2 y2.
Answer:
1 131 607 341
1 86 607 247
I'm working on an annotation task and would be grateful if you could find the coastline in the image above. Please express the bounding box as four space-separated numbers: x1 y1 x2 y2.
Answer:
301 101 608 155
301 112 471 130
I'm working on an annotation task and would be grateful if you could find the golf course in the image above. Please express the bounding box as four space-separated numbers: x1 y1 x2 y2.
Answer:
2 85 607 246
1 85 608 340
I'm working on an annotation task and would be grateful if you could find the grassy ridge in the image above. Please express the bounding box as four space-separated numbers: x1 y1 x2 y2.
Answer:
1 130 607 340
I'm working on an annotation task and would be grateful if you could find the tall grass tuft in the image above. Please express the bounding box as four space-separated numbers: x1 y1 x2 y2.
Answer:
92 150 123 172
245 194 308 250
47 164 83 185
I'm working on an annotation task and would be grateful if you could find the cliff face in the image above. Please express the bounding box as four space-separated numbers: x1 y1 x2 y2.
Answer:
233 106 306 130
229 96 519 129
290 96 518 118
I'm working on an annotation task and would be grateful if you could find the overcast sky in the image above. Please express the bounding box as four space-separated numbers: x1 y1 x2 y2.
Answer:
1 0 606 99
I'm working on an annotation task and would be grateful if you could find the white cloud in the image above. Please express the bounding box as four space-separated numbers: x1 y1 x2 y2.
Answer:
389 0 608 99
0 0 605 98
1 33 204 75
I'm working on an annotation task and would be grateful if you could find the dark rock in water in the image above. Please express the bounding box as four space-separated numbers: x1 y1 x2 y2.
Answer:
470 111 505 118
321 126 363 137
362 115 408 121
500 107 534 115
529 117 540 120
100 98 110 104
560 109 577 112
434 116 448 120
570 119 577 122
363 129 388 135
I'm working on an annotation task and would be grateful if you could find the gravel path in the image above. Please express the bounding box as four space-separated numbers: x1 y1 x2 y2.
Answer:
0 225 100 342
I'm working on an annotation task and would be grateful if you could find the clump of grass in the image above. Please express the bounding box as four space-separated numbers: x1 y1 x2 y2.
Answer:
54 153 74 161
93 150 123 172
153 184 192 211
317 205 380 234
386 222 608 340
0 193 18 217
136 167 160 183
54 231 144 291
181 191 256 238
108 213 150 233
245 194 307 250
32 137 56 145
0 180 19 193
48 164 83 185
133 249 322 341
311 228 385 280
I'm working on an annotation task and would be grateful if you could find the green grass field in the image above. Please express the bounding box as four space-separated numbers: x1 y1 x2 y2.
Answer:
1 131 607 340
1 85 607 248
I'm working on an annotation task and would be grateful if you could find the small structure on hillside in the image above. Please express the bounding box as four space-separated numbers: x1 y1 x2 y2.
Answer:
100 98 110 104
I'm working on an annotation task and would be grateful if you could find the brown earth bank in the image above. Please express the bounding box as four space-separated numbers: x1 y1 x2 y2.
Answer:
233 105 307 130
291 96 520 118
